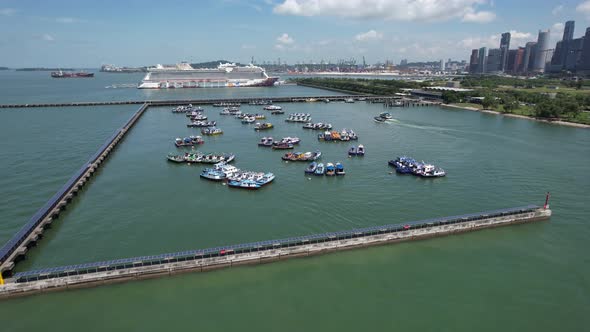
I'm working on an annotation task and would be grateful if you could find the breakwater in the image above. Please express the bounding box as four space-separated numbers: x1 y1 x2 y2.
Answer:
0 95 376 109
0 205 550 299
0 103 149 274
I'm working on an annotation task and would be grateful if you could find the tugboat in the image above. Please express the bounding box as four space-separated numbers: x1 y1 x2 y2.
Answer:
325 163 336 176
305 162 317 174
335 162 345 175
254 122 273 131
314 163 325 176
201 127 223 135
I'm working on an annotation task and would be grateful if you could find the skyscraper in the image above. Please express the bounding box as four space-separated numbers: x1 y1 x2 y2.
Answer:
564 21 575 41
514 47 525 73
523 42 537 73
500 32 511 72
469 49 479 73
578 27 590 73
506 49 517 73
478 47 487 73
486 48 502 73
532 30 550 72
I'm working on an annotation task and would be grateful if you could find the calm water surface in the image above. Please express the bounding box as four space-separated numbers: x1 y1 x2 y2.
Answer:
0 72 588 331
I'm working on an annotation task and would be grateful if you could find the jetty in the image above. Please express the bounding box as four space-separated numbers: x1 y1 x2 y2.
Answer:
0 204 551 299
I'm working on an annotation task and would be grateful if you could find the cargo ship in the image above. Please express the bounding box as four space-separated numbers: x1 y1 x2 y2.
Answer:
50 70 94 78
138 62 278 89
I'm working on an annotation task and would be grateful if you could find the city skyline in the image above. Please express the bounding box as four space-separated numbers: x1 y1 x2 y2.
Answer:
2 0 590 67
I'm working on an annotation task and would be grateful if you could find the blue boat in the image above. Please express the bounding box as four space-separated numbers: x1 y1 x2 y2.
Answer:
335 162 345 176
348 146 357 156
325 163 336 176
228 179 261 190
305 162 317 174
314 163 325 176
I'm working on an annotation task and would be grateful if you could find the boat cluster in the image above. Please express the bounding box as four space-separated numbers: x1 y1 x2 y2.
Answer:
200 162 275 190
388 156 446 177
258 137 301 149
174 136 204 147
285 113 312 123
374 112 393 123
237 113 265 122
348 144 365 156
303 122 332 130
172 104 203 113
249 100 273 106
305 162 345 176
167 152 235 164
318 129 358 141
213 102 240 107
282 151 322 161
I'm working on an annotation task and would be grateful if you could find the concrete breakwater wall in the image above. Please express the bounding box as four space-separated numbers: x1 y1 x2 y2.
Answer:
0 207 551 299
0 103 149 274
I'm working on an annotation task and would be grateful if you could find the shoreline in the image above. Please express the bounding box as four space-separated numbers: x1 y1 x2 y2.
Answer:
442 104 590 129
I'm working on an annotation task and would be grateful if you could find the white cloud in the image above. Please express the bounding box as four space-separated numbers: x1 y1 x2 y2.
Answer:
552 5 564 16
355 30 383 42
462 10 496 23
0 8 16 16
276 33 294 45
55 17 86 23
273 0 496 23
43 34 55 41
577 1 590 17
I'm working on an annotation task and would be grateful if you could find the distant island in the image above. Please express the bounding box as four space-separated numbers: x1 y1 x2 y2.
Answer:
0 67 9 71
15 68 75 71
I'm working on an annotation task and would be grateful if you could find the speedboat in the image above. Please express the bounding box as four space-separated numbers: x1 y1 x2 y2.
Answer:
279 137 300 145
314 163 325 176
374 116 386 123
270 109 285 115
190 114 208 121
325 163 336 176
272 142 294 150
263 105 282 111
305 162 317 174
258 137 274 147
255 114 266 119
379 112 393 119
356 145 365 156
348 146 356 156
187 120 216 127
242 116 256 124
335 162 345 176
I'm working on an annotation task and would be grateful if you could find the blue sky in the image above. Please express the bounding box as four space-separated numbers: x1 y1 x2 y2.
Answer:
1 0 589 67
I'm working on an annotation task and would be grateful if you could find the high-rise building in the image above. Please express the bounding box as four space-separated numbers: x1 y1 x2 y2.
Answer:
533 30 551 72
500 32 511 72
514 47 526 73
400 59 408 66
506 49 517 73
564 21 575 41
469 49 479 73
523 42 537 72
440 59 445 71
578 28 590 73
565 37 584 71
478 47 487 73
486 48 502 73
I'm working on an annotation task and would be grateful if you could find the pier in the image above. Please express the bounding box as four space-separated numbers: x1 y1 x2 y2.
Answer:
0 205 550 299
0 103 149 275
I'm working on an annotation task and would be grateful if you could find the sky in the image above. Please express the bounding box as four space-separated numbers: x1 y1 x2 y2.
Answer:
1 0 590 67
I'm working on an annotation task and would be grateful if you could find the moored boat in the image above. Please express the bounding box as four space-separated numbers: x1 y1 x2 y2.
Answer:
305 162 317 174
348 146 357 156
174 135 204 147
281 151 322 161
314 163 325 176
254 122 273 131
263 105 282 111
335 162 345 176
187 120 216 127
199 168 227 181
258 137 274 147
356 144 365 156
325 163 336 176
272 142 294 150
201 127 223 135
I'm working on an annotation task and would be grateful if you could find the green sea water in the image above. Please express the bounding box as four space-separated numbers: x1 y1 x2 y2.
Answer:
0 71 588 331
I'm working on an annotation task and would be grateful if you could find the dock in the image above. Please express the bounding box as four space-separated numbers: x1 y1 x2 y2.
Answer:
0 205 550 299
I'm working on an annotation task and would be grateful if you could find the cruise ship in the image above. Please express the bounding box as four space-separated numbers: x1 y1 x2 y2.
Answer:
138 62 279 89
